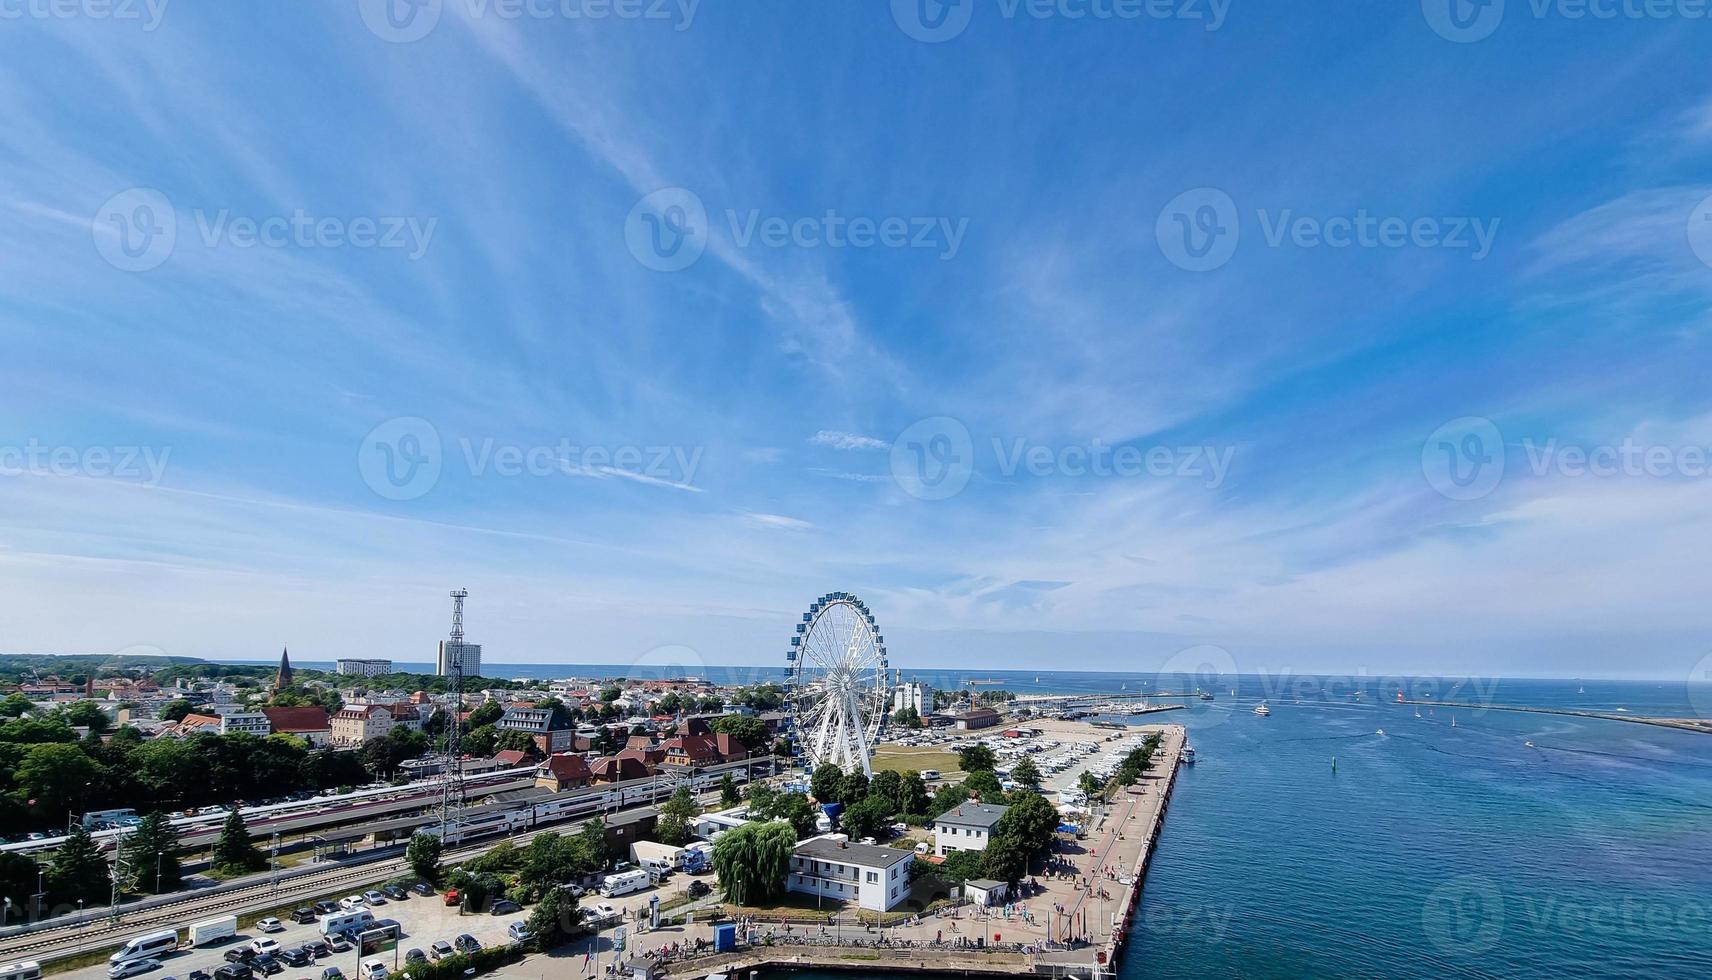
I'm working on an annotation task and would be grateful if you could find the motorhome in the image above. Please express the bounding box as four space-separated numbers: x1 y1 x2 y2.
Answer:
318 911 375 937
597 869 650 898
109 931 179 964
0 962 44 980
629 841 687 873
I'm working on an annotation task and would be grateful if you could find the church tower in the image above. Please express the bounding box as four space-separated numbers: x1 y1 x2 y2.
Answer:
274 646 294 691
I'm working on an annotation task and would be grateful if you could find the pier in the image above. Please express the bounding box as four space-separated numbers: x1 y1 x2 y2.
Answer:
1397 698 1712 734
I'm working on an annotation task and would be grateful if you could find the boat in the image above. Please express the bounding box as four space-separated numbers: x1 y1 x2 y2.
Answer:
1414 710 1422 719
1578 686 1586 694
1254 701 1271 716
1525 740 1535 748
1199 692 1214 701
1375 729 1385 736
1182 746 1197 764
1451 716 1457 728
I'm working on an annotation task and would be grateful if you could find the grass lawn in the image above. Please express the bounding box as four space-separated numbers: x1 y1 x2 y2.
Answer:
870 747 961 776
723 892 847 923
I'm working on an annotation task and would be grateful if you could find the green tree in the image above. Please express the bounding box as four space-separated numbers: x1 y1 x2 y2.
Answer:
158 699 195 722
211 808 264 874
462 724 499 757
15 742 102 821
957 743 997 773
577 816 610 872
719 773 741 809
1011 757 1042 791
709 715 768 751
120 812 182 894
0 693 33 718
47 824 109 908
467 702 504 727
868 770 904 815
62 702 110 734
656 785 698 846
809 763 844 803
407 832 443 883
523 884 581 949
891 706 922 729
897 771 931 818
598 686 622 703
838 794 893 840
927 783 972 818
493 728 538 756
711 820 795 907
1078 770 1105 800
836 770 869 806
0 851 42 917
963 770 1003 800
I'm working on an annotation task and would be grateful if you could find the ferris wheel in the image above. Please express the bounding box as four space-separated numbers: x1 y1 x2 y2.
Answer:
785 592 890 777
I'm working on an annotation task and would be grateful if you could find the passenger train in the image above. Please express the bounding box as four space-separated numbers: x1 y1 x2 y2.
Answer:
429 756 773 845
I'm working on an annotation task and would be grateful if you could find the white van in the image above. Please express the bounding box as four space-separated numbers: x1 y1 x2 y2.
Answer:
0 962 44 980
920 770 941 781
188 916 237 946
598 869 650 898
318 910 375 937
109 931 178 964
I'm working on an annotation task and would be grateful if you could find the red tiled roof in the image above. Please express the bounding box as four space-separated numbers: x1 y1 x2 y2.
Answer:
492 750 529 766
538 753 592 783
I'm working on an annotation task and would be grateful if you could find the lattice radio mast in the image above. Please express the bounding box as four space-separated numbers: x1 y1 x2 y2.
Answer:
438 588 469 836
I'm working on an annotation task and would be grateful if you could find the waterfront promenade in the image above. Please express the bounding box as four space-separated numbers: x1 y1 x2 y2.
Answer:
569 720 1187 980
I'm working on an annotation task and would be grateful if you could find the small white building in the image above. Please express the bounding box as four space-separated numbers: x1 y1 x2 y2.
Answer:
964 879 1012 907
335 659 394 677
933 801 1008 857
217 712 273 737
788 835 914 912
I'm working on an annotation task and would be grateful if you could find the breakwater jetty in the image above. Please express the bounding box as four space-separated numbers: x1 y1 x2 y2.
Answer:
1397 698 1712 735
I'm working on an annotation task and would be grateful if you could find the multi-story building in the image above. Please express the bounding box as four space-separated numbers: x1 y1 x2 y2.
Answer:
261 706 333 746
218 712 273 737
891 681 934 717
788 835 914 912
933 801 1009 857
330 703 404 745
436 640 482 678
336 659 394 677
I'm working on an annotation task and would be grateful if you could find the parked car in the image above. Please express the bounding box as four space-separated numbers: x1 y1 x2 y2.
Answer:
279 949 311 968
428 942 453 961
249 956 281 976
381 885 408 901
290 908 318 925
313 902 339 916
360 962 386 980
453 935 481 954
250 940 281 957
339 896 365 912
320 969 344 980
410 883 433 897
304 940 330 959
505 923 531 943
188 970 212 980
489 900 520 915
256 918 284 933
362 891 387 906
323 935 351 953
686 880 710 898
213 966 251 980
441 889 460 907
109 959 161 980
403 949 426 966
223 950 255 964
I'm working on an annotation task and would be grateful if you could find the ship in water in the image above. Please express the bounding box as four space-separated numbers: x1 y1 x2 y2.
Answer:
1254 701 1272 716
1200 691 1215 701
1182 745 1197 764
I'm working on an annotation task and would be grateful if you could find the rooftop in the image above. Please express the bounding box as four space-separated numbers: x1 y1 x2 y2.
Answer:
794 834 914 869
935 802 1009 829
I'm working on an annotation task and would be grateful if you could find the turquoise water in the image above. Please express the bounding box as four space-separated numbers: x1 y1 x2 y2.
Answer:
235 660 1712 975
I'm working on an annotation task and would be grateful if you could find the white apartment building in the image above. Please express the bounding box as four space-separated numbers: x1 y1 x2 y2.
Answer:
436 640 482 677
217 712 273 737
787 835 914 912
933 801 1008 857
336 658 394 677
891 681 934 717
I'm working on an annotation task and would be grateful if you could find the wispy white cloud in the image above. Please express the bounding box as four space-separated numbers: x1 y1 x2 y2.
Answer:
810 430 888 451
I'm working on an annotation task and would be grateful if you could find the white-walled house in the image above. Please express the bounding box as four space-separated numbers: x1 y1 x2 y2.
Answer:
787 835 914 912
933 802 1009 857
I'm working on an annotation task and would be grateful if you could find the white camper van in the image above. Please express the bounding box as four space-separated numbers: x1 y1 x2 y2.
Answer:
109 931 178 965
597 869 650 898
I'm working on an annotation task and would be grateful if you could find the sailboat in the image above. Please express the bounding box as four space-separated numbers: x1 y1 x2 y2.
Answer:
1451 715 1458 728
1414 709 1422 719
1578 686 1586 695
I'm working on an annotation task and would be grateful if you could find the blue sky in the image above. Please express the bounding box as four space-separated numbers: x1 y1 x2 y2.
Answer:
2 2 1711 680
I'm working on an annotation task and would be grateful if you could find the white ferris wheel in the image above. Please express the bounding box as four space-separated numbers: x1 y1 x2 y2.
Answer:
785 592 890 777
